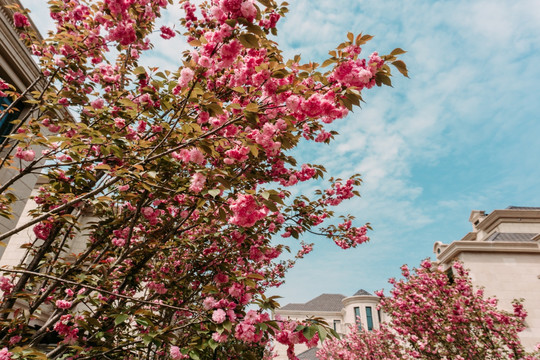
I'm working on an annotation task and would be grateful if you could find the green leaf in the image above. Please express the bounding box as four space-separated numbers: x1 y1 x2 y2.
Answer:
390 47 407 56
208 339 219 351
303 326 317 340
375 73 392 87
391 60 409 78
133 66 146 75
245 103 259 112
208 189 220 197
238 33 259 48
114 314 129 326
272 69 289 79
317 325 328 341
321 58 336 68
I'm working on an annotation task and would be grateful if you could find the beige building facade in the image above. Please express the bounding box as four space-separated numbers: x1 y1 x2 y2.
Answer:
0 0 52 258
273 290 386 359
434 206 540 350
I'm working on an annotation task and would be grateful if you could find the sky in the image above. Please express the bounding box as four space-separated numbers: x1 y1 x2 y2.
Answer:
20 0 540 306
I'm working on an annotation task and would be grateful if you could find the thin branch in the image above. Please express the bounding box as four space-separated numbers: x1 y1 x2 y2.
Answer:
0 268 194 312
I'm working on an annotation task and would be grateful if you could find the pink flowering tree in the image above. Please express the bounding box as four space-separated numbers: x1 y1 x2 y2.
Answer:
318 261 540 360
0 0 407 359
317 325 404 360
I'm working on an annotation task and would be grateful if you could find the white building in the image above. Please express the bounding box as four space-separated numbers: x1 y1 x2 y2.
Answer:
273 289 386 359
434 206 540 351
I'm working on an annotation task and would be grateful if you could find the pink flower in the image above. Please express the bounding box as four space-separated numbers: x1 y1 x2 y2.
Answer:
112 237 126 247
178 68 194 89
228 194 269 227
240 1 257 20
13 12 30 28
160 26 175 39
8 336 21 346
0 347 13 360
55 300 73 309
212 332 228 343
15 147 35 162
189 173 206 193
203 296 217 310
212 309 227 324
91 98 104 109
0 277 14 294
170 346 187 359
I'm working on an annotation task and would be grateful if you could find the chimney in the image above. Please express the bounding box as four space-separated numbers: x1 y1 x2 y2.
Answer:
469 210 487 231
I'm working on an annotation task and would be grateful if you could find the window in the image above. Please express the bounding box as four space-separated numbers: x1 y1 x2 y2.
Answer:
366 306 373 331
0 96 20 140
446 268 454 284
333 320 340 332
353 306 361 330
377 308 382 324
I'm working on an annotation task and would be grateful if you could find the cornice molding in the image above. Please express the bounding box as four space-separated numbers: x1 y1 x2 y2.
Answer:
436 240 540 265
342 295 380 306
475 210 540 234
0 0 43 90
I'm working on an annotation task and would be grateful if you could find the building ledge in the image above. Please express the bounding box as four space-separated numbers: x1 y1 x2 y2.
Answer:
435 240 540 265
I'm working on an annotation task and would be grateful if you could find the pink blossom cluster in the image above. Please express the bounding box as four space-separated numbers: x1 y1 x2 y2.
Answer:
33 220 53 240
329 52 385 90
0 348 12 360
55 299 73 309
323 179 357 206
169 345 188 359
160 26 175 39
234 310 269 343
334 222 369 249
189 172 206 193
13 12 30 28
228 194 269 227
14 147 35 162
214 0 257 22
0 276 14 295
274 318 320 359
318 326 402 360
53 315 79 344
0 80 9 97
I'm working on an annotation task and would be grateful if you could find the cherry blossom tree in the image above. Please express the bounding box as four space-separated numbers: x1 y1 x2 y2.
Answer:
0 0 407 359
318 261 540 360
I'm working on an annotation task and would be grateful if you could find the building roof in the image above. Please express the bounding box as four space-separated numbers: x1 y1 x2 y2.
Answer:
297 347 320 360
353 289 372 296
506 206 540 210
484 232 537 242
280 293 345 312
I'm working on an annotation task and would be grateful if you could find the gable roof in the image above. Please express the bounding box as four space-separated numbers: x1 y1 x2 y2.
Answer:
506 206 540 210
280 293 345 312
297 347 320 360
353 289 372 296
485 232 537 242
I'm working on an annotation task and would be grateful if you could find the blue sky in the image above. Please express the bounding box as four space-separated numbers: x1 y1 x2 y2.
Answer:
20 0 540 305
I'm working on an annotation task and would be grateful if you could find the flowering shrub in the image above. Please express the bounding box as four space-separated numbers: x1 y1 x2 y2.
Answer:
0 0 407 359
318 261 540 360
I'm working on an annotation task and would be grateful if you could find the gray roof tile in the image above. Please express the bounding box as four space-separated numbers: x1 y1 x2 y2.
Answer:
353 289 372 296
485 232 537 242
280 293 345 312
297 347 320 360
506 206 540 210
